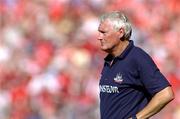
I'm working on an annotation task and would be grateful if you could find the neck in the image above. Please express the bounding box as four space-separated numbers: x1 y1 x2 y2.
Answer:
111 40 129 57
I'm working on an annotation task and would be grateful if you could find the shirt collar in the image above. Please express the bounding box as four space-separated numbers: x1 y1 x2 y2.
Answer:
117 40 134 59
104 40 134 62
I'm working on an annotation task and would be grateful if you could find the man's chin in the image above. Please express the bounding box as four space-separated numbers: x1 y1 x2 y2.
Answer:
101 47 111 53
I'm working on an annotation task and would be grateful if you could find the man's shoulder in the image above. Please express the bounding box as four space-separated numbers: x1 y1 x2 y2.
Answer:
130 46 149 58
129 45 154 65
131 45 157 69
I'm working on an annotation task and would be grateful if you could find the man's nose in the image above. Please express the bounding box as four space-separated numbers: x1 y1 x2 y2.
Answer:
97 33 103 40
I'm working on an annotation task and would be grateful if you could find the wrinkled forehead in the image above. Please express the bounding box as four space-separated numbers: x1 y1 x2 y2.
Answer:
98 19 114 31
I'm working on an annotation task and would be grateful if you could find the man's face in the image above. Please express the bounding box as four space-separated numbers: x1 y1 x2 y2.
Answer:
98 20 121 52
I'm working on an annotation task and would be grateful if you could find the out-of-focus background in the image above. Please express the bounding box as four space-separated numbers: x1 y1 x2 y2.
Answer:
0 0 179 119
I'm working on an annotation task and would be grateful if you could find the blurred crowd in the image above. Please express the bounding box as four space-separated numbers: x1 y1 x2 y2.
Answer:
0 0 179 119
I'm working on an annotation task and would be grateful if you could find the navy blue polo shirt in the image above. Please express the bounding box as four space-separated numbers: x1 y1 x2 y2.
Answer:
99 40 171 119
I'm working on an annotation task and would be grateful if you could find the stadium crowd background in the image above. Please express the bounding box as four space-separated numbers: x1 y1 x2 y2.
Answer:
0 0 179 119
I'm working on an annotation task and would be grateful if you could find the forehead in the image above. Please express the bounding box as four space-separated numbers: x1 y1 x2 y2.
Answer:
98 20 114 31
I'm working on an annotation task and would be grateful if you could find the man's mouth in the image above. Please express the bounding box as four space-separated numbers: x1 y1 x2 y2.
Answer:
100 42 105 46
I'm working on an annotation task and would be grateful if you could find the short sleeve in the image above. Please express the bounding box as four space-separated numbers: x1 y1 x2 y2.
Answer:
136 49 171 96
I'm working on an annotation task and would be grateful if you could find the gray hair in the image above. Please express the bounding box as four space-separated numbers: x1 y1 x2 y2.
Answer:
100 11 132 40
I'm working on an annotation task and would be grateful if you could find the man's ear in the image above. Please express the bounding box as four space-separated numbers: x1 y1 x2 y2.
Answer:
118 28 125 41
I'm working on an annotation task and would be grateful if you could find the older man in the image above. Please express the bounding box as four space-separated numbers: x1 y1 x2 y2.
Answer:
98 11 174 119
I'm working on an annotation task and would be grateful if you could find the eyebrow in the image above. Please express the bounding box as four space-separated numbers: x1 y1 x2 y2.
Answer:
98 28 106 33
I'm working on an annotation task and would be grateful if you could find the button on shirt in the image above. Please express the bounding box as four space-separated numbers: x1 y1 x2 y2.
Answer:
99 40 171 119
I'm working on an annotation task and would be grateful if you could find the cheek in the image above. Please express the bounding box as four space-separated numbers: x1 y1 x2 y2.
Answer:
106 34 119 43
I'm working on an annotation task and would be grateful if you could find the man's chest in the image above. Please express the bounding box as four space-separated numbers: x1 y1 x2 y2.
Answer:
99 61 142 91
